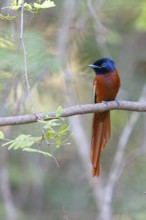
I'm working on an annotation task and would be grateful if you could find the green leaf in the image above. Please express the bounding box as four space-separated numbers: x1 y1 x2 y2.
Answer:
0 37 15 51
58 124 70 135
24 3 33 11
45 130 53 139
47 119 61 126
23 148 52 157
11 5 21 10
10 0 21 10
3 0 55 14
2 140 14 147
0 131 4 140
34 0 55 9
38 119 61 130
55 135 61 148
0 13 19 20
56 105 62 117
2 134 42 150
8 141 18 150
18 0 22 4
1 132 53 157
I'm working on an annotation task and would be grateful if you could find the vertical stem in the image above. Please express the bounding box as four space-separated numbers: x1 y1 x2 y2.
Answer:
0 140 16 220
20 0 36 113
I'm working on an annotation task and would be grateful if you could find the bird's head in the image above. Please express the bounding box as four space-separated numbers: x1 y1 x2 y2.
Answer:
88 57 116 75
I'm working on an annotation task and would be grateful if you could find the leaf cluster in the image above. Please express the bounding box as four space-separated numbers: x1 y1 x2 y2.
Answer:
0 109 70 156
10 0 55 12
0 0 55 20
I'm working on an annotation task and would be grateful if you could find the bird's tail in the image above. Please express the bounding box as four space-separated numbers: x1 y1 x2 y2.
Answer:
90 111 111 176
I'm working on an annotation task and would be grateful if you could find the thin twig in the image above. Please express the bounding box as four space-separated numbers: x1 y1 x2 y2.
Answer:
19 0 59 167
20 0 36 113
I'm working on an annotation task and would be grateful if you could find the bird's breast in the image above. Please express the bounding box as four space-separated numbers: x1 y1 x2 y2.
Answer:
94 69 120 102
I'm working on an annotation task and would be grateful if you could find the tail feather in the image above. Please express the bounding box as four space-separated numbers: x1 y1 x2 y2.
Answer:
90 111 110 176
101 111 111 149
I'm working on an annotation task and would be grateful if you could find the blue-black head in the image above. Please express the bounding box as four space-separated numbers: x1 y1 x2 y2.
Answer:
88 57 116 75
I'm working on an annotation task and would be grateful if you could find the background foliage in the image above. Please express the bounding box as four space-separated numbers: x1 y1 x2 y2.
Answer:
1 0 146 220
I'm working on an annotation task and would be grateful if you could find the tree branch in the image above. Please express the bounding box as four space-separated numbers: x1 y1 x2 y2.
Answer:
0 101 146 126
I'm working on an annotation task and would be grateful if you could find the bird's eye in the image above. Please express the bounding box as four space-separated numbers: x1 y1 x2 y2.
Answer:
101 63 107 68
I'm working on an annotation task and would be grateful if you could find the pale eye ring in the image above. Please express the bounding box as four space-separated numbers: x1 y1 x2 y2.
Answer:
101 63 107 68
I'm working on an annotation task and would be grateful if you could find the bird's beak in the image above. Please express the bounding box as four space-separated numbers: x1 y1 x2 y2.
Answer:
88 64 101 69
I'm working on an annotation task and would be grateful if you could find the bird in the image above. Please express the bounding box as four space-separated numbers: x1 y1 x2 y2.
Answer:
88 57 120 177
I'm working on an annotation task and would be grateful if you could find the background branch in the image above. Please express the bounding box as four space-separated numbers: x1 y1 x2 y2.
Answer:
98 85 146 220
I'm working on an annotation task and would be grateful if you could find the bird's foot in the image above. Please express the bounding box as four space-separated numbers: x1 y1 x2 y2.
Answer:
102 100 108 106
114 99 120 106
102 99 120 107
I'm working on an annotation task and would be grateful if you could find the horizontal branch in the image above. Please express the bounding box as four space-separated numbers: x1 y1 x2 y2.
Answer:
0 100 146 126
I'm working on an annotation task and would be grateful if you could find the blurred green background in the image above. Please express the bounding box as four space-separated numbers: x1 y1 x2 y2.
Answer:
1 0 146 220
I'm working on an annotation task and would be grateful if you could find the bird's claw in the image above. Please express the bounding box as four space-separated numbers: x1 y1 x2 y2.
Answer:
102 99 120 107
102 101 108 106
114 99 120 106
